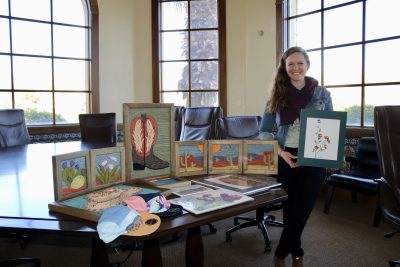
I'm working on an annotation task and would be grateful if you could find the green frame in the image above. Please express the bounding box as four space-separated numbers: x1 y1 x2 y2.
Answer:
297 109 347 168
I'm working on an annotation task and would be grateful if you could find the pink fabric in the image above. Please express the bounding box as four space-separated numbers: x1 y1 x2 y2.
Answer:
124 196 148 213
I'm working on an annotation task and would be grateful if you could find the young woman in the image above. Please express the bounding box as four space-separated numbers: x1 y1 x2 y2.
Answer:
260 47 333 267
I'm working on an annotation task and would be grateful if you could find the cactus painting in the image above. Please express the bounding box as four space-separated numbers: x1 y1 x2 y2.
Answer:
208 140 243 174
175 140 207 177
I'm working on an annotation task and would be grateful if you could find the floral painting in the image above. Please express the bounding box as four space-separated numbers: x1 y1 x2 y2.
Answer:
90 146 125 190
297 109 347 168
303 118 340 160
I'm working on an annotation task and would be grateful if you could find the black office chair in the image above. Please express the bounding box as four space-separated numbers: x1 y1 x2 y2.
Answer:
324 136 381 227
179 107 223 141
179 106 223 234
79 113 117 144
215 115 262 139
174 106 184 141
0 109 30 148
0 109 39 266
374 106 400 267
216 116 283 252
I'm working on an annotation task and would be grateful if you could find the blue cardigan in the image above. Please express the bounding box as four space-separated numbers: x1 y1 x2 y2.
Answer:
260 86 333 148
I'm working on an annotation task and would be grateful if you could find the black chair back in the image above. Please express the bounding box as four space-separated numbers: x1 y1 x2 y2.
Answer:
348 137 381 179
79 113 117 144
0 109 30 148
374 106 400 225
216 116 261 139
179 107 223 141
174 106 184 141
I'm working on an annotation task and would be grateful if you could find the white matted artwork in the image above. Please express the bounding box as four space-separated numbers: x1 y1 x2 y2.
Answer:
297 109 347 168
303 117 341 160
169 188 254 215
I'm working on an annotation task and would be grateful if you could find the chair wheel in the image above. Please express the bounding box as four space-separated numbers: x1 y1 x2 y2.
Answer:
265 245 271 252
208 224 217 234
226 235 232 243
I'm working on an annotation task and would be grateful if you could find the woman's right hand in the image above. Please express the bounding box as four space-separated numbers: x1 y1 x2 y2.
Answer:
280 150 299 168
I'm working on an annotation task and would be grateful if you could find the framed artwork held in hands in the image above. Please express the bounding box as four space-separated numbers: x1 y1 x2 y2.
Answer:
297 109 347 168
208 140 243 174
243 140 279 175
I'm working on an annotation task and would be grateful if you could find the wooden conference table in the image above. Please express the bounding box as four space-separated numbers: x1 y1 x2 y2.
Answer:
0 141 287 267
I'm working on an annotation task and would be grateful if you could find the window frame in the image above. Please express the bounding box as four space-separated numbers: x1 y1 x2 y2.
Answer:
0 0 99 135
151 0 227 113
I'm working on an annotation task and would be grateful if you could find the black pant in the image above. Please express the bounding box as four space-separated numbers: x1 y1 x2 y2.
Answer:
275 147 326 259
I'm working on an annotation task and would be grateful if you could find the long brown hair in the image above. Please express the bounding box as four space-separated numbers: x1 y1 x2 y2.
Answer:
267 47 310 113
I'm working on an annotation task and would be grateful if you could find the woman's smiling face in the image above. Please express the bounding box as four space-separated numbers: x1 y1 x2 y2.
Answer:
285 52 309 83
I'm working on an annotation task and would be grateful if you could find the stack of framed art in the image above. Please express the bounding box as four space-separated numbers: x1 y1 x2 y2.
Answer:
192 174 281 195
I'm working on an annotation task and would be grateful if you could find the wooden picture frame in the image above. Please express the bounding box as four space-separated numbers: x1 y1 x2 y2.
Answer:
140 176 191 189
52 151 91 201
243 140 279 175
297 109 347 168
48 184 159 222
208 140 243 174
123 103 174 181
90 146 125 190
175 140 208 177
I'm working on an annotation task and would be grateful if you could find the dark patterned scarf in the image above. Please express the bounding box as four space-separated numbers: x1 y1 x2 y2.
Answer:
280 76 318 125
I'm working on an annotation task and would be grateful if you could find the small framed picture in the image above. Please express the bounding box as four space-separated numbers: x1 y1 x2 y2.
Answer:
208 140 243 174
90 146 125 190
52 151 91 201
174 140 208 177
297 109 347 168
243 140 279 175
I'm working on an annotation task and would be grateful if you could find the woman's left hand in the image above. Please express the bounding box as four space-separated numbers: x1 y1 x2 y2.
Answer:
280 150 299 168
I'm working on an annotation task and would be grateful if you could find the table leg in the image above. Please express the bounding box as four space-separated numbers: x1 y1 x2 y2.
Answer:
90 237 110 267
142 238 162 267
185 226 204 267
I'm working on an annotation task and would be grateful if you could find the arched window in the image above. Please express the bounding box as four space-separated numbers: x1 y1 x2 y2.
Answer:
0 0 99 126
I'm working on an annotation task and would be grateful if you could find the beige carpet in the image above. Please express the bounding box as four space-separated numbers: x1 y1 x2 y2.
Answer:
1 190 399 267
